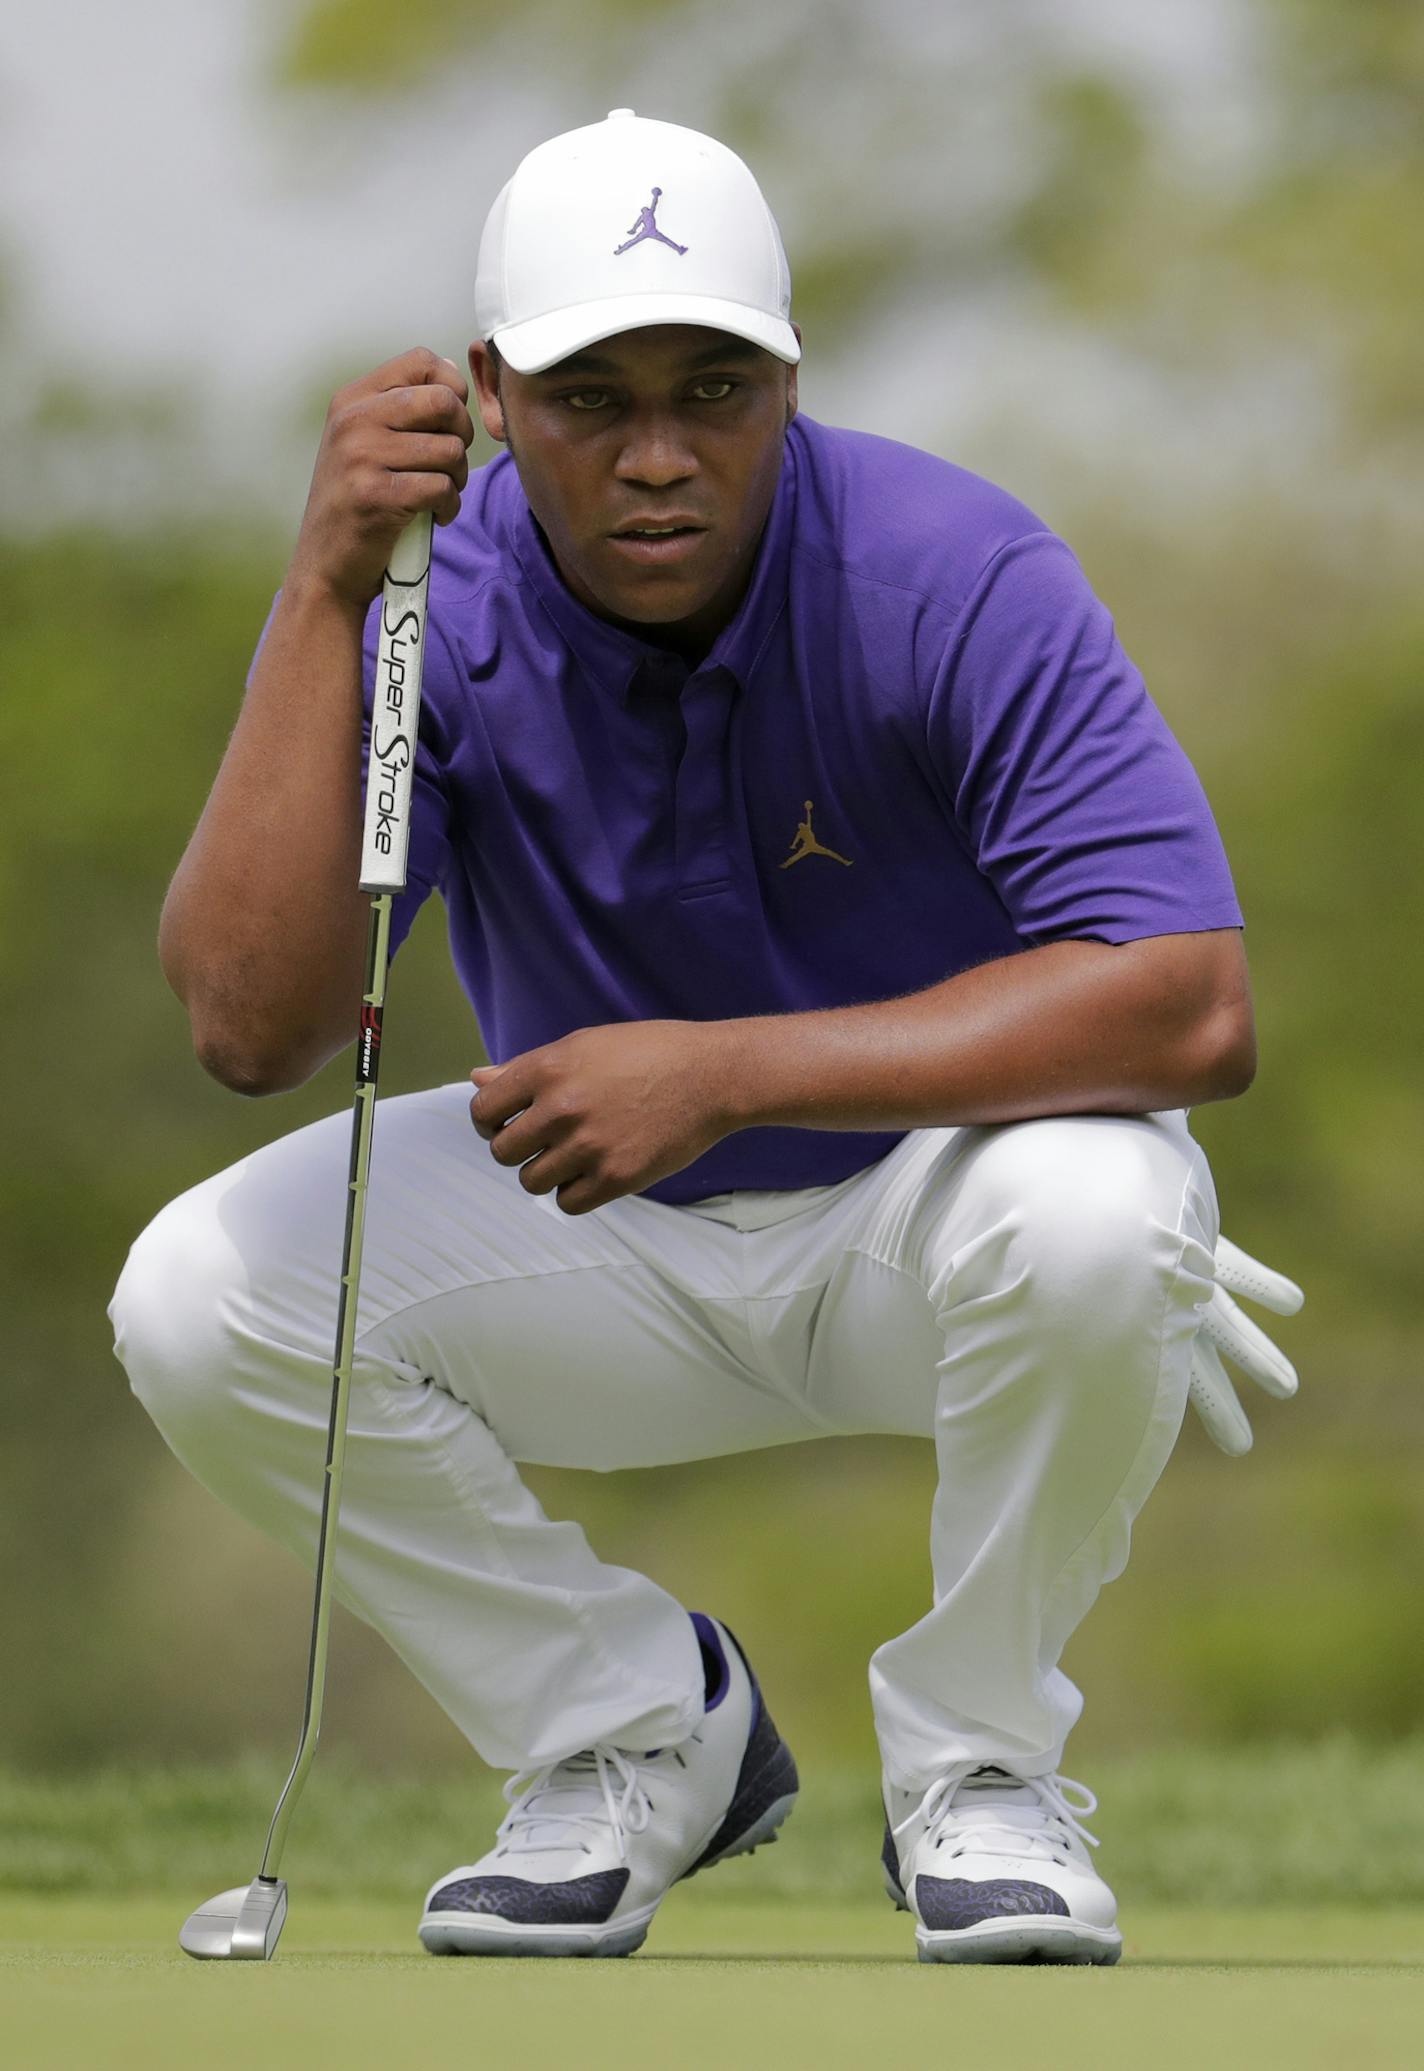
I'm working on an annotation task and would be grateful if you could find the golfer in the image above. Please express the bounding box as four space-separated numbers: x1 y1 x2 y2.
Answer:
110 110 1300 1965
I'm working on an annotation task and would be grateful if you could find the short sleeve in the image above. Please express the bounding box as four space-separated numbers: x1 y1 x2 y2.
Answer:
925 533 1244 944
358 593 453 958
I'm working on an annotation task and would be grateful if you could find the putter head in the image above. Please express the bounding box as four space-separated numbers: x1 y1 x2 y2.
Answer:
179 1876 288 1960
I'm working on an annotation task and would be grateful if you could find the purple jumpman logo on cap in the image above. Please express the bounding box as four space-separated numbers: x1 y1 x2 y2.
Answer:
613 187 688 257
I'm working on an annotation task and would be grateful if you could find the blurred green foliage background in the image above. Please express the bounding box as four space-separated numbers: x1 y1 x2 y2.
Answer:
2 0 1420 1783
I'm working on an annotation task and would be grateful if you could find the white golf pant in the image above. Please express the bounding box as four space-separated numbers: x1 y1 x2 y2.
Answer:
109 1086 1217 1791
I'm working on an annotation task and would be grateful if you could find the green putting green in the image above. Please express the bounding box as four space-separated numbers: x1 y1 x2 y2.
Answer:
6 1753 1424 2068
4 1897 1423 2071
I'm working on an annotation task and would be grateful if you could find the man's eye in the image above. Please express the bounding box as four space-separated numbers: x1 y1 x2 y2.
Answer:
692 379 736 401
565 390 609 411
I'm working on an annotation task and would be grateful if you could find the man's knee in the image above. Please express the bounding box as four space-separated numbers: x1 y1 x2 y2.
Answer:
109 1182 252 1448
935 1115 1212 1323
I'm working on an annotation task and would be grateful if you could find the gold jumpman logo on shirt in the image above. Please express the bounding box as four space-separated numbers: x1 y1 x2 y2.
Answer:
780 799 854 869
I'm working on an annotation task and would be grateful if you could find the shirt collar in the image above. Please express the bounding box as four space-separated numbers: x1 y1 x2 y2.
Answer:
506 434 796 706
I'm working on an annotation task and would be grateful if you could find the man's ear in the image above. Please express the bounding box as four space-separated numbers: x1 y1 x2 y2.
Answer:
786 322 801 426
468 341 507 444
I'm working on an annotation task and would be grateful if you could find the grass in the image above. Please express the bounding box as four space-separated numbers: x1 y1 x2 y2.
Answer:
3 1897 1423 2071
4 1746 1424 2070
7 1738 1424 1904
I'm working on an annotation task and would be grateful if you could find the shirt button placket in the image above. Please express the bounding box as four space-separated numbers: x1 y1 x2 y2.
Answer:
674 665 737 897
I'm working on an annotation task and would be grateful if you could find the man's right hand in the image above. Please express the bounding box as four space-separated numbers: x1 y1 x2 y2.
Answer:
287 347 474 612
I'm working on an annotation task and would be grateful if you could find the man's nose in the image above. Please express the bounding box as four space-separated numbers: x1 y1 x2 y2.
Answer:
613 415 698 487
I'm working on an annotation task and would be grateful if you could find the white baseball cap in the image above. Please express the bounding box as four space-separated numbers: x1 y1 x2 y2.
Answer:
476 109 799 374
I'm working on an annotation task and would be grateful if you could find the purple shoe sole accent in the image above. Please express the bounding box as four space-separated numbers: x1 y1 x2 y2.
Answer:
425 1868 630 1925
914 1875 1070 1931
682 1625 798 1879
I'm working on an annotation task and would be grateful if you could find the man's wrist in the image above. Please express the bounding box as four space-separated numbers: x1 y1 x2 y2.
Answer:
279 555 375 629
697 1013 798 1134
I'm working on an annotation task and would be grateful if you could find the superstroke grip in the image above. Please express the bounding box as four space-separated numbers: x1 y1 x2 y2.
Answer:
359 511 434 893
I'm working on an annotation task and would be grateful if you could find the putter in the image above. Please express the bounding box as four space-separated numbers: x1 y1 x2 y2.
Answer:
179 511 434 1960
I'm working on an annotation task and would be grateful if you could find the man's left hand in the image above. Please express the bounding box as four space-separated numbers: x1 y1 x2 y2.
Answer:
470 1021 734 1215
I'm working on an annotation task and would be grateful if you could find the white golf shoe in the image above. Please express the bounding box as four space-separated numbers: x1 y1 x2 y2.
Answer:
419 1615 797 1957
883 1763 1122 1965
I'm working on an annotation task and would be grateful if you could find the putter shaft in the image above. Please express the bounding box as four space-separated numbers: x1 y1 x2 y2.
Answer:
179 513 431 1960
258 890 392 1882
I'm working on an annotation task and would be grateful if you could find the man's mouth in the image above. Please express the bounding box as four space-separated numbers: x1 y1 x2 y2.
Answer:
611 515 706 537
607 519 707 566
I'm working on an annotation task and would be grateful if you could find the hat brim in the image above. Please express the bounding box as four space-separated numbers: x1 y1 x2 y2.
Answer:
491 293 800 374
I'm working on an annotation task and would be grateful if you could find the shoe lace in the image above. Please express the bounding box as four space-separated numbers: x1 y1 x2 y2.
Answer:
495 1745 655 1864
892 1767 1101 1864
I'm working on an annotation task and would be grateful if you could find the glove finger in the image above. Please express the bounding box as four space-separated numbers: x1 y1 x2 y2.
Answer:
1189 1340 1253 1456
1213 1236 1305 1316
1201 1287 1300 1399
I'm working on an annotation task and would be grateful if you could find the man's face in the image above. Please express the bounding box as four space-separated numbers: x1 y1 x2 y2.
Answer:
469 324 798 655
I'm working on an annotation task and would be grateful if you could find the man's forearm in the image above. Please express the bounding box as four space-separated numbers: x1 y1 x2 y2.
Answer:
714 932 1255 1134
159 579 372 1093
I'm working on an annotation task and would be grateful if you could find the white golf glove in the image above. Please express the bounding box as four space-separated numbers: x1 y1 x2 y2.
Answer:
1189 1235 1304 1456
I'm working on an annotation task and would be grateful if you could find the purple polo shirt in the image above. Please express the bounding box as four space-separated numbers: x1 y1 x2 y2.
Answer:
347 414 1242 1204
